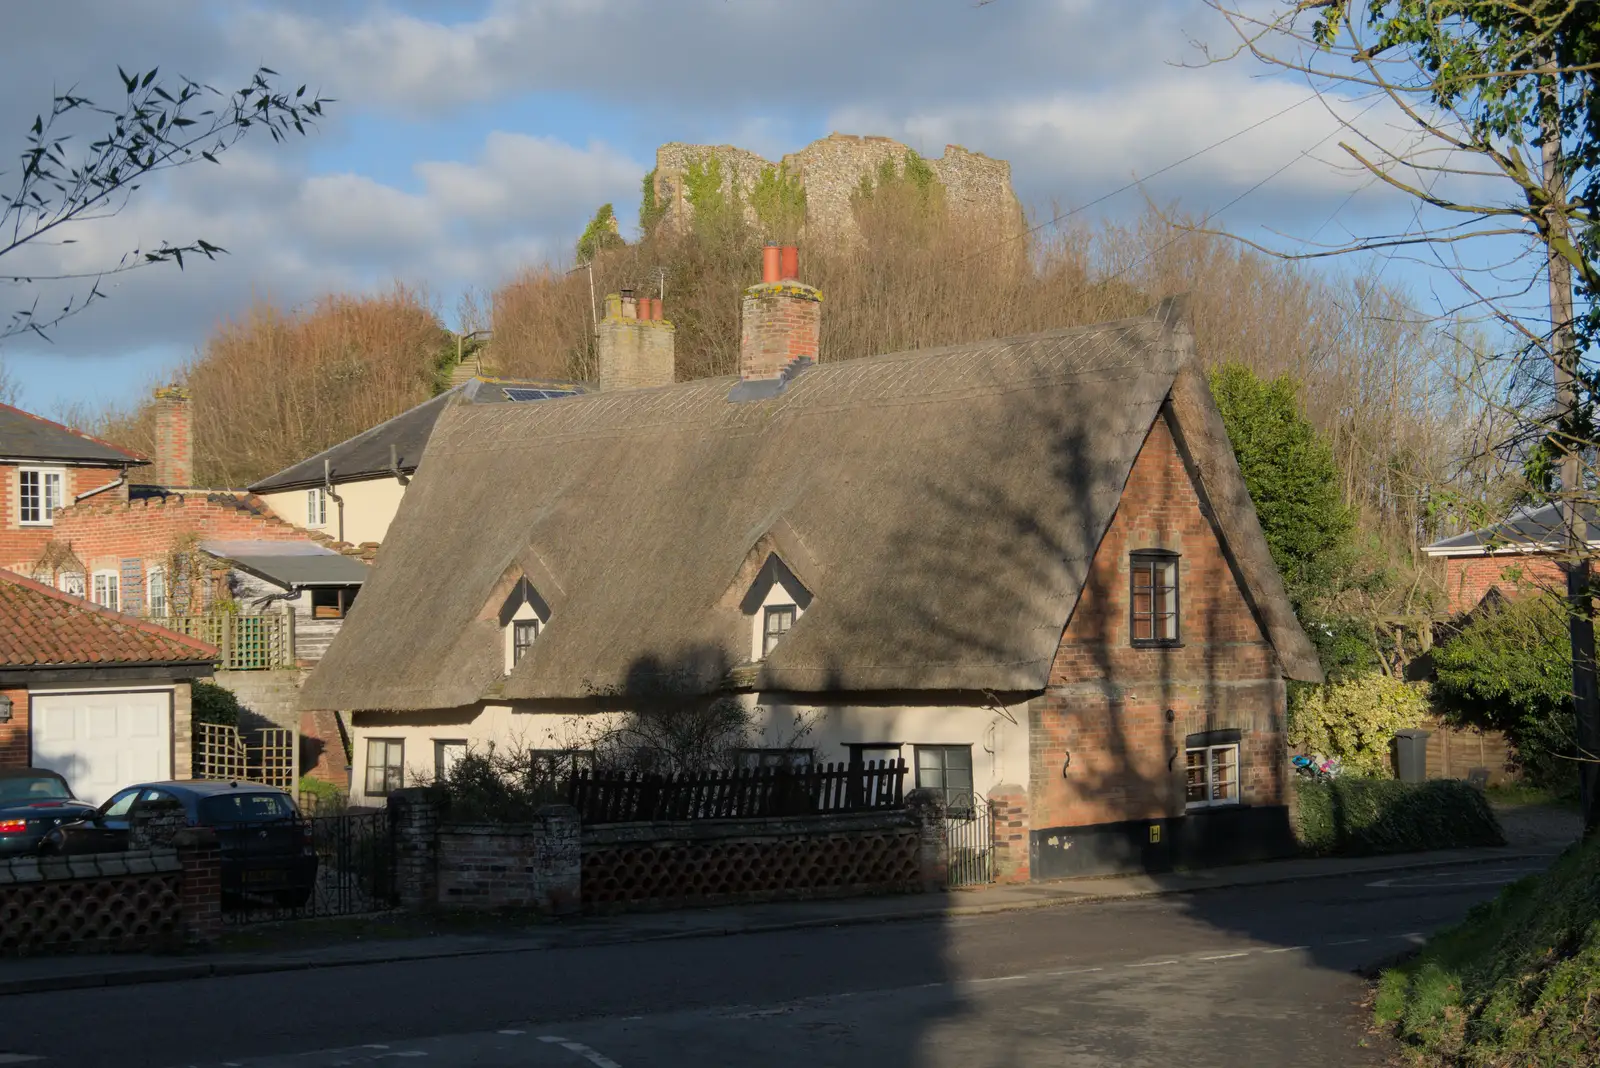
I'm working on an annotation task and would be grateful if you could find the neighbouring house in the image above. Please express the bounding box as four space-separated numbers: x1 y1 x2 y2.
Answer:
0 400 149 578
4 386 375 788
0 567 217 805
304 251 1321 881
1422 502 1594 613
248 376 590 547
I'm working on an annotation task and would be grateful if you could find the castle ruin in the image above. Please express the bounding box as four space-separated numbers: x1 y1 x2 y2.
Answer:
648 133 1024 243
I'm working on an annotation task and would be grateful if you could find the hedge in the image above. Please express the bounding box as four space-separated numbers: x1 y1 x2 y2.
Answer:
1294 778 1504 856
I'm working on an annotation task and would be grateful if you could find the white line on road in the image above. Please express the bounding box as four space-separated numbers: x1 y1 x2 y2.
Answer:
1326 938 1369 946
539 1035 622 1068
498 1030 525 1035
1259 945 1311 954
1125 959 1180 968
1197 952 1251 961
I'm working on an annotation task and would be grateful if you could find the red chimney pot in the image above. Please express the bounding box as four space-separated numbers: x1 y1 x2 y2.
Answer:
779 245 799 281
762 245 782 284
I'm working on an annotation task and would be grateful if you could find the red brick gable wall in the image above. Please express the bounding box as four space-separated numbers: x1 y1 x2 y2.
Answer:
44 493 308 579
1028 411 1287 835
0 464 131 573
1442 554 1565 614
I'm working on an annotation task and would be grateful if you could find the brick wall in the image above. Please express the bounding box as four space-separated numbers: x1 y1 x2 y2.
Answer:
0 464 129 573
1029 411 1288 835
597 313 676 391
438 812 581 912
151 386 193 489
1442 553 1565 613
0 687 27 767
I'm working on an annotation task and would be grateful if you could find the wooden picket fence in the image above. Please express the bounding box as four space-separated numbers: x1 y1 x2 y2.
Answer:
568 759 908 825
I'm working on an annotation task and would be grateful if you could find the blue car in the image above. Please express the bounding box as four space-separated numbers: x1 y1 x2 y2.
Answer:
0 768 97 858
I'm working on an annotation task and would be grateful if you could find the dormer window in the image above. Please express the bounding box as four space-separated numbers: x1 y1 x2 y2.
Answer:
500 576 549 674
763 605 796 656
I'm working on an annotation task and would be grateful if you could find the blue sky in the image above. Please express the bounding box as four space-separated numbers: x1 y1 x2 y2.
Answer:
0 0 1503 417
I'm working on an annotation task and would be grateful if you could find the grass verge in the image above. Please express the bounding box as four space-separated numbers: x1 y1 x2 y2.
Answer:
1375 835 1600 1065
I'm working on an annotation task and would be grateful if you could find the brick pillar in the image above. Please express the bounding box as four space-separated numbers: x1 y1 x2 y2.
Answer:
987 783 1031 883
389 787 441 910
905 788 948 892
151 384 193 488
596 294 676 391
174 827 222 944
537 803 583 915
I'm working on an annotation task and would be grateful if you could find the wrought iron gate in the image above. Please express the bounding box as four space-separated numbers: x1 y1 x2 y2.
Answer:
224 810 398 924
944 792 995 888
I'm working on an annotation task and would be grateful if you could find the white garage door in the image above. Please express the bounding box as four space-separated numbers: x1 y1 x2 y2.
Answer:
31 691 172 806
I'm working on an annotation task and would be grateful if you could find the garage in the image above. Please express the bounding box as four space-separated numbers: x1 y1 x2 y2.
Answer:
31 690 174 805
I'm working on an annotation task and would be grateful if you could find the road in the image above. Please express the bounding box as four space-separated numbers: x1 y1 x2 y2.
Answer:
0 860 1546 1068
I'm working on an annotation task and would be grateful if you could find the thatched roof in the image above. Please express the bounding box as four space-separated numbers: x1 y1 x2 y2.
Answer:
302 300 1321 712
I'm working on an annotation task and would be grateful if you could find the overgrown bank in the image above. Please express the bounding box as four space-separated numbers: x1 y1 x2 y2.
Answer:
1376 836 1600 1065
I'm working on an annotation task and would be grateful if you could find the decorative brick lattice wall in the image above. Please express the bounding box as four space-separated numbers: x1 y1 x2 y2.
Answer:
581 813 924 912
0 852 183 955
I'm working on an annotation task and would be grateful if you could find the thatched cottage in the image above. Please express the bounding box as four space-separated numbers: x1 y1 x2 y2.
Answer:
304 257 1320 880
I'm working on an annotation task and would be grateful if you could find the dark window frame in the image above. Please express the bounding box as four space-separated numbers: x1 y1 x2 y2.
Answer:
914 744 976 811
311 586 357 620
512 618 540 664
762 604 797 657
365 737 405 797
1129 550 1181 648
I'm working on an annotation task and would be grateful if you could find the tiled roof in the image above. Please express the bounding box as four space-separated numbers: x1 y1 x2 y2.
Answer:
0 569 218 668
0 402 147 466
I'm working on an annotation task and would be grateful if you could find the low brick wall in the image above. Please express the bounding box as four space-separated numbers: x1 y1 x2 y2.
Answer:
437 808 581 913
388 788 947 915
0 829 221 955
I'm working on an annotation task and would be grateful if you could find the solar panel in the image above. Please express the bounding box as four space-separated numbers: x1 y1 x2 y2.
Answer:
502 387 580 402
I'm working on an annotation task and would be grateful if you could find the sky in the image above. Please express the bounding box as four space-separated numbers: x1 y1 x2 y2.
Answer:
0 0 1487 416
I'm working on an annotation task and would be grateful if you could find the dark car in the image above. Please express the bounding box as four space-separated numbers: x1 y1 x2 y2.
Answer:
44 780 319 906
0 768 98 858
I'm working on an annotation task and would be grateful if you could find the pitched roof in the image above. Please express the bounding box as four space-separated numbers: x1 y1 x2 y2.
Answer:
247 378 588 494
1423 501 1600 556
0 569 218 669
0 403 146 466
302 302 1321 713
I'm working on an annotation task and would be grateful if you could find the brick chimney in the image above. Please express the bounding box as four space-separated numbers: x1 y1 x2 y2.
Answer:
735 244 819 398
151 384 193 488
596 289 675 391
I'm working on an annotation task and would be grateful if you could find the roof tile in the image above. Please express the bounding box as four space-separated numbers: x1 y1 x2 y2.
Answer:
0 569 218 668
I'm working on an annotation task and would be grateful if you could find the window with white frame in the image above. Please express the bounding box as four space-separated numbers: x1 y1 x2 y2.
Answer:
306 487 328 528
17 468 65 525
91 570 120 612
434 739 467 781
512 619 538 664
59 572 85 598
1185 742 1240 808
762 604 796 657
501 578 549 674
366 738 405 797
146 566 167 618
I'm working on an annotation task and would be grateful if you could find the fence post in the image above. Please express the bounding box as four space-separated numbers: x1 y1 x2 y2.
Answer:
388 787 441 910
905 788 948 893
283 610 296 668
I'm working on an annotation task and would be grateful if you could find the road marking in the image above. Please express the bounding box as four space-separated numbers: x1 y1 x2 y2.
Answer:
1198 952 1251 961
498 1030 525 1035
1367 868 1540 889
1326 938 1369 946
539 1035 622 1068
1259 945 1311 954
1125 959 1180 968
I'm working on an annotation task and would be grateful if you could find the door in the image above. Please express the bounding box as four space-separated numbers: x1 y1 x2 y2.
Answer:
31 690 173 805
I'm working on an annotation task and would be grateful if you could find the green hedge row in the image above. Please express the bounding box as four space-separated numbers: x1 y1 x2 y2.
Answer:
1294 778 1504 856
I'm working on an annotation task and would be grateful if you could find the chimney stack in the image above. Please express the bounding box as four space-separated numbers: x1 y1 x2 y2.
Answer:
736 245 820 396
597 291 675 391
151 384 193 488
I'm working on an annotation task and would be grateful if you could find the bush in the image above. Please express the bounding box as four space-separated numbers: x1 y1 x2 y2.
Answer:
297 775 345 815
1376 835 1600 1064
434 743 578 824
1288 673 1431 777
191 681 241 728
1293 778 1504 856
1433 592 1577 790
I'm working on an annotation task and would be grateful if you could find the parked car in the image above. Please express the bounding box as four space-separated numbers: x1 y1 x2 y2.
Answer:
43 780 319 907
0 768 97 858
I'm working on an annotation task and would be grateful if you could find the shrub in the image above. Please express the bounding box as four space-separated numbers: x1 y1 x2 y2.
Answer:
1288 672 1430 777
1433 592 1578 789
1293 778 1504 856
297 775 345 815
191 681 241 728
434 743 578 824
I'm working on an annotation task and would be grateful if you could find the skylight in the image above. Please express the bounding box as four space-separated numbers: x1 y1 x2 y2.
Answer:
502 387 580 402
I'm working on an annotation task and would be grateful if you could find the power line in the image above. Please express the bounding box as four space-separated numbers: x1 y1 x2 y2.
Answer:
956 92 1318 266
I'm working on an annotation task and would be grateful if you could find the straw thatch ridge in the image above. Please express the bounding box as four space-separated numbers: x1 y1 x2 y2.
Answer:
302 300 1320 713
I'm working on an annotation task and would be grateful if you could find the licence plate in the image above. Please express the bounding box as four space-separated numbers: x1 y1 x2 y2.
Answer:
244 869 285 885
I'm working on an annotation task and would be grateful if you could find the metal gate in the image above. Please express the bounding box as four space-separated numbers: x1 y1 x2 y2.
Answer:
224 811 398 924
944 792 995 888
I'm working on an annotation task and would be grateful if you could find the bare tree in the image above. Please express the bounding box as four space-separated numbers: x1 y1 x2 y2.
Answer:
1197 1 1600 832
2 66 329 342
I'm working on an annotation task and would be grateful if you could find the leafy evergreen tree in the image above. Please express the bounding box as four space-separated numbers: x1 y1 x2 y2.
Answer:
575 203 624 263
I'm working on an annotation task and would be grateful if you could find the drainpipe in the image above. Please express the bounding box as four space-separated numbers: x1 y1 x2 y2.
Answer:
323 459 345 543
389 444 410 487
74 470 127 502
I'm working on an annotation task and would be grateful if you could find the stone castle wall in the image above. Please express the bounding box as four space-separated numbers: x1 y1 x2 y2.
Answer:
650 133 1023 243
